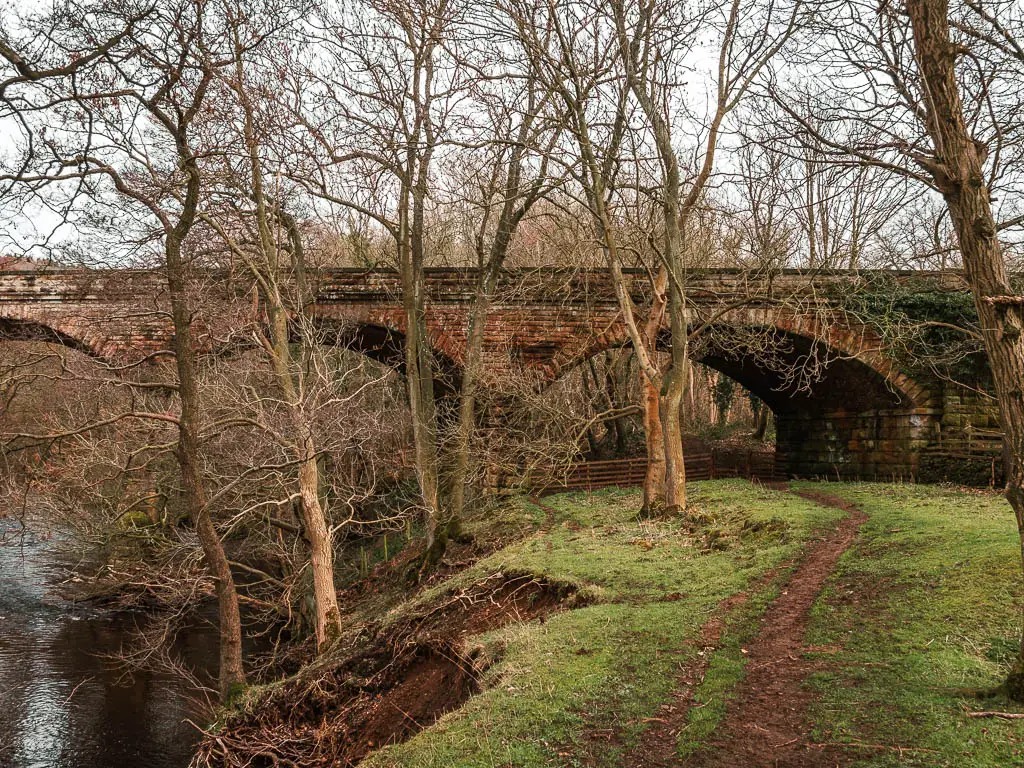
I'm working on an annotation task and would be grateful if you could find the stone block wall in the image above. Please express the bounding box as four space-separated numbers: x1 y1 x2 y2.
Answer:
936 387 1001 432
776 382 1004 486
917 385 1003 485
777 407 937 481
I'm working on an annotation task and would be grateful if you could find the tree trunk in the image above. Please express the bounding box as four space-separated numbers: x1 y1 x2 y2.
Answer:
231 43 343 652
400 190 443 577
638 269 670 515
265 302 343 652
444 277 491 539
661 288 688 511
907 0 1024 699
753 405 770 442
405 273 443 575
165 230 246 702
641 375 666 514
297 435 342 649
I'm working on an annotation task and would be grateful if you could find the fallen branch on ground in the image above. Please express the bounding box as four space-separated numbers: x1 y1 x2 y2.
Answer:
813 741 938 755
966 711 1024 720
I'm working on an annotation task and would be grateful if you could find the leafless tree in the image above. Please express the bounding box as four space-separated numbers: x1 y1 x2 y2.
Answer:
611 0 803 510
0 0 248 700
281 0 566 574
503 0 802 513
771 0 1024 697
186 0 349 652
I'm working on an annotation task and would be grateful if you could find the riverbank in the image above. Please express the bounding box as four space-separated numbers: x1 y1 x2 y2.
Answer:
192 480 1024 766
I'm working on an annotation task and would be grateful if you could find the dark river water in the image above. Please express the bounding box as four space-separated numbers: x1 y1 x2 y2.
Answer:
0 518 217 768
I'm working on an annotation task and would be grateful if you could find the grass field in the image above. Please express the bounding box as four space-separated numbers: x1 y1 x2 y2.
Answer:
361 481 1024 767
213 480 1024 767
798 483 1024 766
360 481 836 767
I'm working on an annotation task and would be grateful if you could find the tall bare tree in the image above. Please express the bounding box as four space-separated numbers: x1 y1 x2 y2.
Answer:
438 69 562 549
0 0 247 700
505 0 801 512
195 0 344 651
288 0 563 573
501 0 673 512
774 0 1024 697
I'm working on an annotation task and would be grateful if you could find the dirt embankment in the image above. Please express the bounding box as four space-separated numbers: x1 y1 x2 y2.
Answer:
196 572 580 767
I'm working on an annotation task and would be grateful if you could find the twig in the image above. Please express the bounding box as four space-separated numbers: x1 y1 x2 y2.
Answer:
63 675 95 704
966 711 1024 720
813 741 938 754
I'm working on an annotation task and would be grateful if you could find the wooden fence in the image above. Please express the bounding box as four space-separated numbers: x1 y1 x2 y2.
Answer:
931 425 1004 459
532 447 784 494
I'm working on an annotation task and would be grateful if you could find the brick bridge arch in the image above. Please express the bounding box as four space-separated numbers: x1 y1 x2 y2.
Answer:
1 267 988 480
0 311 115 361
549 304 937 480
552 305 932 406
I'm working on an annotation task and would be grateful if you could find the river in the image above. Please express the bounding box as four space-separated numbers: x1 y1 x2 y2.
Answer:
0 517 218 768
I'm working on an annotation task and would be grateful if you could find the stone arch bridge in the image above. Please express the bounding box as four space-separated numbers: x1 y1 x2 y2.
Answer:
0 266 998 483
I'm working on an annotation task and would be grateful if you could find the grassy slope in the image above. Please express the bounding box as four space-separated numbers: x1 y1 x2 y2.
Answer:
364 480 841 768
795 482 1024 767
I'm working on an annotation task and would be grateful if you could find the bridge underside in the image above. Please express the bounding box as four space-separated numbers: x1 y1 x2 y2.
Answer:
0 317 97 356
695 330 935 481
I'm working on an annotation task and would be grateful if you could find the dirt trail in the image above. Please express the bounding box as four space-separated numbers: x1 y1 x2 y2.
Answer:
625 488 866 768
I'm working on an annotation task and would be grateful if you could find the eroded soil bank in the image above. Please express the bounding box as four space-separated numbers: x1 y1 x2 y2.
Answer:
197 572 580 767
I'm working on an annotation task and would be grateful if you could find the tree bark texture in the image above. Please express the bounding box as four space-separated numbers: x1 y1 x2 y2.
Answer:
907 0 1024 697
165 208 246 701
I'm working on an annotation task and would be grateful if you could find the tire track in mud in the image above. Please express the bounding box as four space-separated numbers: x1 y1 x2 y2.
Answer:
624 488 866 768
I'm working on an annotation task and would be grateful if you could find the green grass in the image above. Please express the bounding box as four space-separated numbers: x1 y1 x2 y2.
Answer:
364 480 842 768
242 481 1024 767
797 482 1024 767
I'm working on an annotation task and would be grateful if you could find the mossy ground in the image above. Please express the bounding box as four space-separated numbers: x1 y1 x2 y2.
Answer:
795 482 1024 767
362 480 840 767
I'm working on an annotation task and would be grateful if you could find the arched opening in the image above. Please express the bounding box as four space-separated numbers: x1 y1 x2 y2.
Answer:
0 317 103 362
308 318 463 400
694 324 929 479
309 320 408 369
544 316 933 482
0 334 124 486
680 361 776 446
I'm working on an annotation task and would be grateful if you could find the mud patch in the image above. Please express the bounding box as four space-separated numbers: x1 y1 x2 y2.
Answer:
196 573 579 767
681 490 867 767
334 643 478 762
